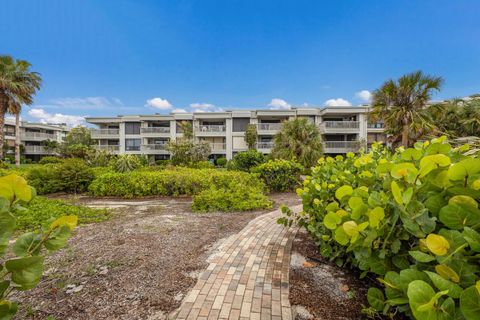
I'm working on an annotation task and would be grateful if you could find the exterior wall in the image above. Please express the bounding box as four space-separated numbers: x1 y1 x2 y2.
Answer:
86 106 385 158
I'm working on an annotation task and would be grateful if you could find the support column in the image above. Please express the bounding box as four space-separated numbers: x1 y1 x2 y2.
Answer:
119 122 126 153
226 118 233 160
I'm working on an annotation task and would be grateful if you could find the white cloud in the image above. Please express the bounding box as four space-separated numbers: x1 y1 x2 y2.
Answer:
28 108 85 126
145 97 173 110
49 97 122 110
324 98 352 107
268 98 291 110
189 102 223 113
172 108 187 113
355 90 372 103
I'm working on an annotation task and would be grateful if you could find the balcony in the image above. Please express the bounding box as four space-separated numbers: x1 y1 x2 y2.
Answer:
319 121 360 133
93 145 119 153
194 125 226 136
323 141 363 154
209 142 226 152
141 144 168 153
141 127 171 136
21 132 56 141
24 146 52 154
256 141 274 150
90 128 120 138
257 123 282 134
367 123 385 131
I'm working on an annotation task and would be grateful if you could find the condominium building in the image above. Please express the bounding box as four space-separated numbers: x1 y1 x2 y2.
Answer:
3 118 68 161
86 106 386 160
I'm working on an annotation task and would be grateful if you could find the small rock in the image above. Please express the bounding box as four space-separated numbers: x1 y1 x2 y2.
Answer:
340 284 349 292
66 284 84 294
293 305 314 320
302 261 317 268
99 266 109 275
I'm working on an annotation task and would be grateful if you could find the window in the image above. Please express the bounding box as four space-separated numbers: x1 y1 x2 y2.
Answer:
233 118 250 132
125 122 141 134
125 139 141 151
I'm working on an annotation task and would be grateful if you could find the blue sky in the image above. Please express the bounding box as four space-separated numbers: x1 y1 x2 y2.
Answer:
1 0 479 126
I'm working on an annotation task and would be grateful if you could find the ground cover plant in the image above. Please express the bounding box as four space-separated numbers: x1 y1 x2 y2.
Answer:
284 138 480 319
0 174 77 319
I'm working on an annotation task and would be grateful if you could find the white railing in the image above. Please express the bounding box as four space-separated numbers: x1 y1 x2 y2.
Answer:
24 146 49 154
209 142 226 151
90 128 120 136
324 141 361 150
141 127 170 134
368 123 385 129
257 142 274 149
195 125 226 133
321 121 360 129
257 123 282 131
94 145 119 152
21 132 56 140
141 144 167 151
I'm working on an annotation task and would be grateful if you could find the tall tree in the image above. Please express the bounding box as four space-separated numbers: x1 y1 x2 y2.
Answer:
271 118 323 168
0 55 41 160
245 124 257 149
370 71 443 147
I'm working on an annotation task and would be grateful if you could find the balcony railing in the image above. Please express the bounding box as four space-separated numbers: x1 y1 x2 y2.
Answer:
367 123 385 129
141 127 170 134
21 132 56 140
24 146 50 154
125 146 141 151
195 125 226 133
90 128 120 136
141 144 167 151
321 121 360 129
256 142 274 149
257 123 282 131
323 141 361 151
209 142 226 151
94 145 119 152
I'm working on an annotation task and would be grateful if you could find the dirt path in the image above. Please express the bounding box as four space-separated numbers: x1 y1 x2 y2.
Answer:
13 193 300 320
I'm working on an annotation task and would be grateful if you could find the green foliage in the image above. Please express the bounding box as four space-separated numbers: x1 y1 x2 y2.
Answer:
27 159 94 194
112 154 142 173
245 124 257 149
0 174 76 319
38 156 63 165
155 159 171 167
192 180 271 212
84 149 116 167
166 140 211 166
271 118 323 169
227 149 265 172
432 96 480 139
57 126 93 158
89 167 265 197
286 138 480 319
216 157 227 167
15 196 109 232
252 159 303 192
188 160 214 169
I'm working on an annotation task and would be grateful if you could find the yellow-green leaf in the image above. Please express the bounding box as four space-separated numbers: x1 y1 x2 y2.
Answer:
435 264 460 283
49 215 78 231
335 185 353 200
426 234 450 256
391 181 403 205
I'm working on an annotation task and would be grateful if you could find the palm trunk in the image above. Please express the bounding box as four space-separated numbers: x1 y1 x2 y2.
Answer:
0 92 8 160
402 121 409 148
15 112 21 167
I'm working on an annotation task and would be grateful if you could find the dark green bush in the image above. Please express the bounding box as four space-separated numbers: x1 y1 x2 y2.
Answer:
189 160 214 169
27 164 63 194
252 159 303 192
155 159 171 167
216 157 227 167
227 150 266 172
192 181 271 212
38 156 64 165
88 167 266 198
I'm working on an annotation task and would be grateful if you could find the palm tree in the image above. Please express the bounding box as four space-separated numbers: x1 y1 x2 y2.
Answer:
0 55 41 160
370 71 443 147
271 117 323 168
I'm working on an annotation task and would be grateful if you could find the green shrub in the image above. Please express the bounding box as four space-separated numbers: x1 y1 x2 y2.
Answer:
284 138 480 319
38 156 64 165
189 160 214 169
228 150 265 172
0 174 77 319
253 159 303 192
192 181 271 212
216 157 227 167
112 154 142 173
88 167 265 198
155 159 171 167
16 196 110 232
27 159 94 194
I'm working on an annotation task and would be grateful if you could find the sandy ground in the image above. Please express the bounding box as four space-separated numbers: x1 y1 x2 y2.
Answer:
13 193 301 320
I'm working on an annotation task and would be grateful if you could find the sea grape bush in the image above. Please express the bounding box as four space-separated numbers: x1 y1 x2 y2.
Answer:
0 174 77 319
252 159 303 192
285 138 480 319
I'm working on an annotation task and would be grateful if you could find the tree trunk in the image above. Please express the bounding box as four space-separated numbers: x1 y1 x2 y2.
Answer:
15 112 21 167
401 120 409 148
0 92 8 160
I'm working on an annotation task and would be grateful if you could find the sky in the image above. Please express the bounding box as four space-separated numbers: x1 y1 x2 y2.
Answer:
1 0 479 126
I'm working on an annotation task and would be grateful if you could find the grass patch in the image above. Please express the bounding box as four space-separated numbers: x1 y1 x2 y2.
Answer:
15 196 110 232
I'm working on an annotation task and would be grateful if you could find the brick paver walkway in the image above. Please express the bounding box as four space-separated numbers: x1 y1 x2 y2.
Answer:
173 205 302 320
